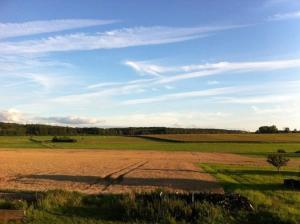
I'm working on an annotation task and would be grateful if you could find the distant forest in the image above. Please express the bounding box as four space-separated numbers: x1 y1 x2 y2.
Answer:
0 122 246 136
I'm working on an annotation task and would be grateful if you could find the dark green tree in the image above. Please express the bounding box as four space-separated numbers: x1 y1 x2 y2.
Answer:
267 154 289 172
256 125 278 133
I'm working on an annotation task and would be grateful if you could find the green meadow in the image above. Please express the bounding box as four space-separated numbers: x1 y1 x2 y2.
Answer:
201 163 300 224
0 135 300 157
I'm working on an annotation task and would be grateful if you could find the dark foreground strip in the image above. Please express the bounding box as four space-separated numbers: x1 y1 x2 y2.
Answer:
134 192 254 211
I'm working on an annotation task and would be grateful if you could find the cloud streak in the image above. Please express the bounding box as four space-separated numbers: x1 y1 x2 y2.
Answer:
0 55 72 89
0 19 118 39
55 58 300 104
0 25 242 54
268 10 300 21
123 87 243 105
126 58 300 84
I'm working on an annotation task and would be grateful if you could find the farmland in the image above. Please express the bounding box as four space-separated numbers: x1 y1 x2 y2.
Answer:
0 135 300 157
0 134 299 223
0 146 299 194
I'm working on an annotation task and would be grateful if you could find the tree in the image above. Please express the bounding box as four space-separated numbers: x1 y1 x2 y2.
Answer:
267 154 289 172
256 125 278 133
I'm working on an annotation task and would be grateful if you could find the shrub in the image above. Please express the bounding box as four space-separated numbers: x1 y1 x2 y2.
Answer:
52 136 77 143
267 154 289 172
277 149 286 153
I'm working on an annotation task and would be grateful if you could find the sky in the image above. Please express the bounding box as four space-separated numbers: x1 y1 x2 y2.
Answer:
0 0 300 131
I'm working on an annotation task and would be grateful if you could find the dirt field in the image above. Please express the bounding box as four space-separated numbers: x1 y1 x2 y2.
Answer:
0 149 298 194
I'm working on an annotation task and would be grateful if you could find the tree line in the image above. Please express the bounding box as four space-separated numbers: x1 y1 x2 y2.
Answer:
0 122 246 136
256 125 298 134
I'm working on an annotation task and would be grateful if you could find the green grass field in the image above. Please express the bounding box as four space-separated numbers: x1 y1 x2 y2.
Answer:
201 163 300 224
0 135 300 157
144 133 300 143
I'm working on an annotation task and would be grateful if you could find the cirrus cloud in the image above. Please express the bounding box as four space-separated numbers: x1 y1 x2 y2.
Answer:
0 19 118 39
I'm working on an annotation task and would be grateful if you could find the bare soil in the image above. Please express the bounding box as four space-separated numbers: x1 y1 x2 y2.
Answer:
0 150 297 194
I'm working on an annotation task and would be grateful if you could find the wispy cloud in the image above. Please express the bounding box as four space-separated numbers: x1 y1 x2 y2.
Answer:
0 25 243 54
124 60 171 76
207 80 220 85
123 87 243 105
126 58 300 84
87 82 123 89
121 79 300 106
0 55 72 89
268 10 300 21
251 103 300 114
263 0 300 7
0 19 118 39
218 94 299 104
56 58 300 105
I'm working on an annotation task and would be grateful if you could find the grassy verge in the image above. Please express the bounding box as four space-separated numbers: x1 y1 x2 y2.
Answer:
201 163 300 224
3 190 246 224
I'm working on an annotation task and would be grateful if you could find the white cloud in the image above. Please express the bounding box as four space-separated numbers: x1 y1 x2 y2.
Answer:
90 111 230 128
0 109 103 126
39 116 102 126
0 25 242 54
0 109 231 129
0 19 118 39
0 109 25 123
268 10 300 21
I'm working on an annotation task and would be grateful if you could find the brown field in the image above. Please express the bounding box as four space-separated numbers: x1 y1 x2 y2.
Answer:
144 133 300 142
0 149 298 194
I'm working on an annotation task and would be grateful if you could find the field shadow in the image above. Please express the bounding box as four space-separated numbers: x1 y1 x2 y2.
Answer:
18 173 292 192
222 182 284 191
19 174 104 184
19 174 222 191
223 169 298 177
139 168 204 173
135 136 184 143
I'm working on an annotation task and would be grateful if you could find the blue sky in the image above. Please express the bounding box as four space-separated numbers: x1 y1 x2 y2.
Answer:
0 0 300 130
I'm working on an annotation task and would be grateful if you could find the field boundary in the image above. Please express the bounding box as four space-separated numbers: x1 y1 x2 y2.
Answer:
138 135 300 143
